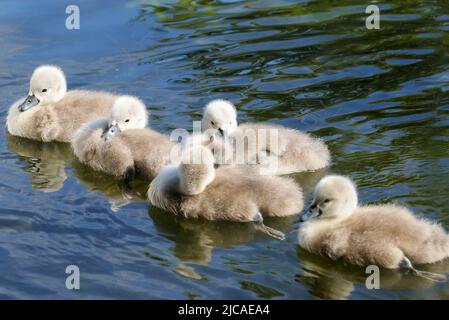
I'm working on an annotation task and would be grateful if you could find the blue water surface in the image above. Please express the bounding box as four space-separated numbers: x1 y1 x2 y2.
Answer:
0 0 449 299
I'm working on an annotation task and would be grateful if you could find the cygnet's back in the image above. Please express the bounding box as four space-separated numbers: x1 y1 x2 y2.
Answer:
49 90 117 141
113 128 179 180
338 205 449 267
180 167 304 221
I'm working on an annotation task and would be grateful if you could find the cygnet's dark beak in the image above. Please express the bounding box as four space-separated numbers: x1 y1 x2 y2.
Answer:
18 94 39 112
218 127 229 140
102 123 121 141
299 203 320 222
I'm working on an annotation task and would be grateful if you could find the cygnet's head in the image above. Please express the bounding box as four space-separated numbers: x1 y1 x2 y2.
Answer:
179 145 216 195
300 175 358 223
182 132 233 165
102 95 148 141
201 99 238 139
18 65 67 112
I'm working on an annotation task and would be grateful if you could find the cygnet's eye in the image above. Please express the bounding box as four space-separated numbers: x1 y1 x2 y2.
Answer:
210 121 215 126
323 199 331 204
42 89 47 93
125 119 130 123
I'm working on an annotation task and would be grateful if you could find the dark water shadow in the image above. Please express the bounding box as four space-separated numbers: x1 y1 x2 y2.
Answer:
70 160 149 211
149 205 297 266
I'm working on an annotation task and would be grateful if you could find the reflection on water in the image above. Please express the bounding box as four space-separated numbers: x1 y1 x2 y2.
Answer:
150 207 298 265
1 0 449 299
70 160 146 211
7 135 136 210
296 247 449 300
7 136 72 192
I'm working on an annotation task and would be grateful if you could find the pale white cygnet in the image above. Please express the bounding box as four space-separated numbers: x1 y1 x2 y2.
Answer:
299 175 449 278
201 99 330 175
7 65 118 142
148 145 304 239
72 95 179 197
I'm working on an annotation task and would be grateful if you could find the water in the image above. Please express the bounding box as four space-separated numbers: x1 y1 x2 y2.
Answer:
0 0 449 299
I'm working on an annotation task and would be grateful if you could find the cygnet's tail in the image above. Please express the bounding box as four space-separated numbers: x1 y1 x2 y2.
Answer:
287 132 331 172
408 222 449 264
